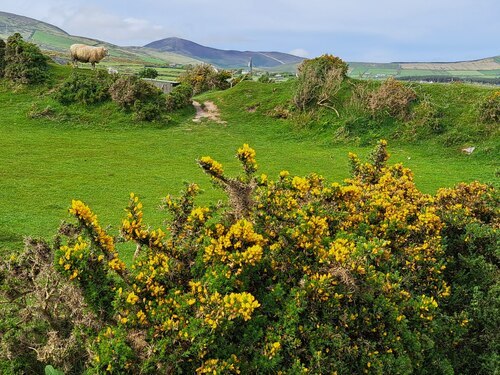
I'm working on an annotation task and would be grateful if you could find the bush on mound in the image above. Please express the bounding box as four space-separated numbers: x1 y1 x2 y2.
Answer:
368 78 417 120
0 142 498 374
179 64 231 95
109 75 166 121
3 33 48 84
54 70 115 105
293 54 348 112
478 90 500 123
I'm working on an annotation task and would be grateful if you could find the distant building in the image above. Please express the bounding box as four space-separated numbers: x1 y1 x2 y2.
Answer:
142 78 180 94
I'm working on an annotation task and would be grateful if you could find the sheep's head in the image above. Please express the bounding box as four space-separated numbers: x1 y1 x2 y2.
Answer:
103 47 109 57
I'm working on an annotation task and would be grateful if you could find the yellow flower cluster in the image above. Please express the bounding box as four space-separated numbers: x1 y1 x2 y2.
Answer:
319 238 356 265
419 295 438 320
292 176 311 193
199 156 224 177
188 207 210 223
122 193 165 251
237 143 258 173
204 219 266 269
264 341 282 359
223 292 261 321
67 200 125 273
196 355 240 374
292 215 329 251
58 237 88 281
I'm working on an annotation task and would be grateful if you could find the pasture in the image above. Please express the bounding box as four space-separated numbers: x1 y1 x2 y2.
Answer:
0 66 498 255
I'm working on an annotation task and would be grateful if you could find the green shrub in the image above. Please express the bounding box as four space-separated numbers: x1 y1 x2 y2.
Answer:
478 91 500 123
179 64 231 95
165 83 193 111
293 54 348 112
368 78 417 119
137 67 159 79
258 73 273 83
54 70 114 105
109 75 166 121
399 97 444 140
3 33 48 84
0 38 5 77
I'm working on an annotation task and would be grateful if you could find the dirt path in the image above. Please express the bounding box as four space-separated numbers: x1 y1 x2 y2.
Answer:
192 101 226 124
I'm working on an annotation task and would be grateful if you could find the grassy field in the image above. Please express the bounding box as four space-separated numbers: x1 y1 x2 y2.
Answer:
0 65 498 255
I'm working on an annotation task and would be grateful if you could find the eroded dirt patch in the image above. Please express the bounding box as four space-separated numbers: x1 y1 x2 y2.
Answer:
192 100 226 124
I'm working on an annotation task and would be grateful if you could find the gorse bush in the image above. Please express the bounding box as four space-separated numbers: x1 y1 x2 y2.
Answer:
179 64 231 95
137 67 159 79
478 90 500 123
109 75 166 121
367 78 417 119
54 70 114 105
293 54 348 112
3 33 48 84
0 142 498 374
165 83 193 111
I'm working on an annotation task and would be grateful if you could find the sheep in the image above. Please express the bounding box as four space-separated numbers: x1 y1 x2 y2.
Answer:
70 44 108 69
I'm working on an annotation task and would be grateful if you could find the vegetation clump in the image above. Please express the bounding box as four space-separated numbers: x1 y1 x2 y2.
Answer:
1 141 497 374
3 33 48 84
293 54 348 112
165 83 193 111
367 77 417 119
137 67 159 79
0 38 5 77
54 70 114 105
109 75 167 121
478 90 500 123
179 63 231 95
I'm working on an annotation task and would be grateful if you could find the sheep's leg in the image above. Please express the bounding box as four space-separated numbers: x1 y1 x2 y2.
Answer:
91 62 96 69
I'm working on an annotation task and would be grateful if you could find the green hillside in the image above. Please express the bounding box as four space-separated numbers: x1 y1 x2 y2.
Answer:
0 63 498 255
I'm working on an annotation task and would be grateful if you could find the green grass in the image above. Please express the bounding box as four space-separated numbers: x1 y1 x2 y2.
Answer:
0 66 498 255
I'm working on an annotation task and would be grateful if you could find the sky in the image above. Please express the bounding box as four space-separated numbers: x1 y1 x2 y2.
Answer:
0 0 499 62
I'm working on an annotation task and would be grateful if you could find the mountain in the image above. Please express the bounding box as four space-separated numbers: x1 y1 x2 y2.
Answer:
144 37 305 68
0 11 201 66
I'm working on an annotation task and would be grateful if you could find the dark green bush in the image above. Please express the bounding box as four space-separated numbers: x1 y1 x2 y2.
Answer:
3 33 48 84
0 38 5 77
137 67 159 79
165 83 193 111
109 75 167 121
54 70 114 105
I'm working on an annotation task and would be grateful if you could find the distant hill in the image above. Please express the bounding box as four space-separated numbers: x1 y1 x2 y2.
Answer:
144 37 305 69
0 11 498 80
0 11 202 66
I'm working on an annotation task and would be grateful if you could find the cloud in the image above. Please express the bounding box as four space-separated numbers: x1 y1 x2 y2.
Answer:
289 48 310 58
40 4 170 45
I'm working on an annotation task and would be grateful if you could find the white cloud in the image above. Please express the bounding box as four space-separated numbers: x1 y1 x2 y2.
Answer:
289 48 309 58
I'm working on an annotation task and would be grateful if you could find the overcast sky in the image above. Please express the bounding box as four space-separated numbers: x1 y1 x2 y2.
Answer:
1 0 498 62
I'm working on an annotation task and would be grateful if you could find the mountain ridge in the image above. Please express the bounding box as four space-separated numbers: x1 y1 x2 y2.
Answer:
144 37 305 68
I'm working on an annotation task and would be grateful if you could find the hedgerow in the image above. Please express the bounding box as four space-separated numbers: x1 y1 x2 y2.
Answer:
0 141 498 374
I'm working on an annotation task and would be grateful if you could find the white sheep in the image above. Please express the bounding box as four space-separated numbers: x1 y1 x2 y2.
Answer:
70 44 108 69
